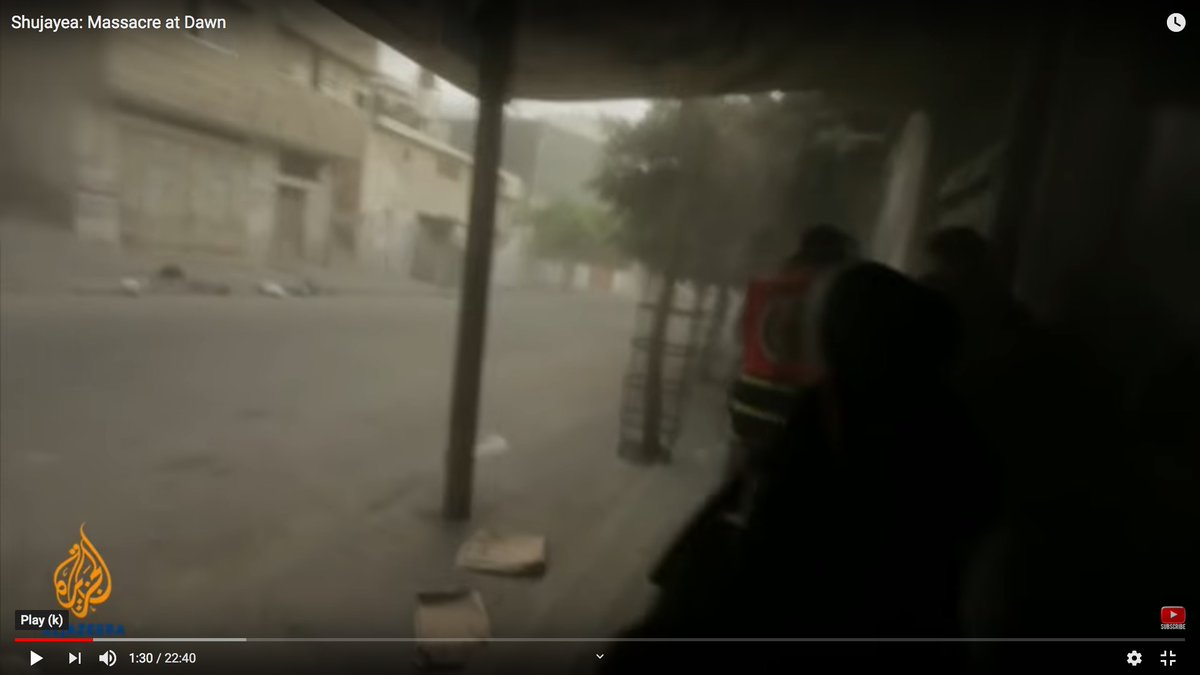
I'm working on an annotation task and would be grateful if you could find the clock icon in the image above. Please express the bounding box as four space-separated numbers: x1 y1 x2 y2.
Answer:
1167 13 1186 33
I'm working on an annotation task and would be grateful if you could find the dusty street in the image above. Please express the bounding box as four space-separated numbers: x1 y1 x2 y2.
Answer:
0 291 723 658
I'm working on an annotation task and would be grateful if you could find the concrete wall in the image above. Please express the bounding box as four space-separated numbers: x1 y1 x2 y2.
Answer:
276 0 377 72
101 0 369 160
0 25 102 223
357 115 521 277
357 210 417 271
73 104 122 243
571 263 591 291
59 0 368 261
282 165 334 264
524 259 639 295
356 130 418 273
529 260 569 289
363 120 474 215
492 225 530 288
98 110 315 259
120 113 246 254
357 125 461 272
612 266 644 298
245 147 278 260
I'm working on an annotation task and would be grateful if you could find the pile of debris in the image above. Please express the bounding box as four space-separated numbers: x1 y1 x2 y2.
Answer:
414 436 548 669
112 265 324 299
414 530 548 669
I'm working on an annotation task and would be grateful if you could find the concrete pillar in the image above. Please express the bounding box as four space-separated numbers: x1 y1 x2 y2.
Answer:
442 1 515 520
870 111 931 271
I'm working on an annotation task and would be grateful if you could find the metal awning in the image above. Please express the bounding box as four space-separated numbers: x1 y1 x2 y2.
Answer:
321 1 1034 107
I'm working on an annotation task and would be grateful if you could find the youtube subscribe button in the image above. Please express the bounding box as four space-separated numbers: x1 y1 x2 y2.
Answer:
1161 606 1186 629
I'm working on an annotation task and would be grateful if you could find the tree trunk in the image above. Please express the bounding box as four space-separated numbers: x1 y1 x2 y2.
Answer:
640 100 701 463
642 273 676 461
698 284 733 383
685 283 710 380
560 261 575 291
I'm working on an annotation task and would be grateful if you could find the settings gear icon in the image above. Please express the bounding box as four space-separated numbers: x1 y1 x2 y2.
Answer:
1127 650 1143 666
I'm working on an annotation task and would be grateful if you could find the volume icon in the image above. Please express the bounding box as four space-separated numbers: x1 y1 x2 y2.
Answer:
99 650 117 667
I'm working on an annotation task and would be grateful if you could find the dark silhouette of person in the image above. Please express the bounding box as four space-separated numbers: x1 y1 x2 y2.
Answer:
919 226 1030 380
914 227 1196 672
603 263 997 672
647 225 857 597
918 227 1035 519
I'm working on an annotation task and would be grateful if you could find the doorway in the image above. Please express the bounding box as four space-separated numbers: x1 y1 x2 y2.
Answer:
273 185 306 260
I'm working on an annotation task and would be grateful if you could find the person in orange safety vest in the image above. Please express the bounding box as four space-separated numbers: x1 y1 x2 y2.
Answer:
723 224 859 513
646 225 859 588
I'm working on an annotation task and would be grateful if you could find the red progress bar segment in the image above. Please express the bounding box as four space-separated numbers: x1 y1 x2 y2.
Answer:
14 638 94 643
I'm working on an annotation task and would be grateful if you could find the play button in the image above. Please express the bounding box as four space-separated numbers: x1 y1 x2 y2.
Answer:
29 651 43 666
1161 605 1186 625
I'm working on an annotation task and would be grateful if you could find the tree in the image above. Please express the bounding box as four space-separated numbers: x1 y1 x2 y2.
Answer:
593 94 887 457
594 93 884 286
593 100 735 285
528 198 621 287
529 199 619 264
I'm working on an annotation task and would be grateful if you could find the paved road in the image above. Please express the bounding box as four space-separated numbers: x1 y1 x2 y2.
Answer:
0 292 722 663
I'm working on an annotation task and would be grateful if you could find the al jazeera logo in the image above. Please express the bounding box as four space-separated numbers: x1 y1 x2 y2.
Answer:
53 523 112 619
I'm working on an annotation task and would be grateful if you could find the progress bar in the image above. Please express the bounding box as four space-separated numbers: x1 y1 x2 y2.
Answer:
16 637 1188 643
15 634 248 638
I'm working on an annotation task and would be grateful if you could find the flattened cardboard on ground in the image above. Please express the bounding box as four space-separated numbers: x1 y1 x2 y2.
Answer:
474 433 510 458
456 530 548 576
414 588 490 669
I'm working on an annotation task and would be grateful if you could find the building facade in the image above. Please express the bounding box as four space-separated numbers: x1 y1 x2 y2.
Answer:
356 82 523 285
0 0 524 286
71 0 377 265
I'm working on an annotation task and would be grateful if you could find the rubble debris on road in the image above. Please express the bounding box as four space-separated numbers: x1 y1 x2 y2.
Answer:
258 278 324 298
157 264 186 281
111 276 228 297
456 530 547 576
414 588 490 670
109 265 232 297
257 280 289 298
287 278 322 297
474 433 510 458
119 277 143 296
